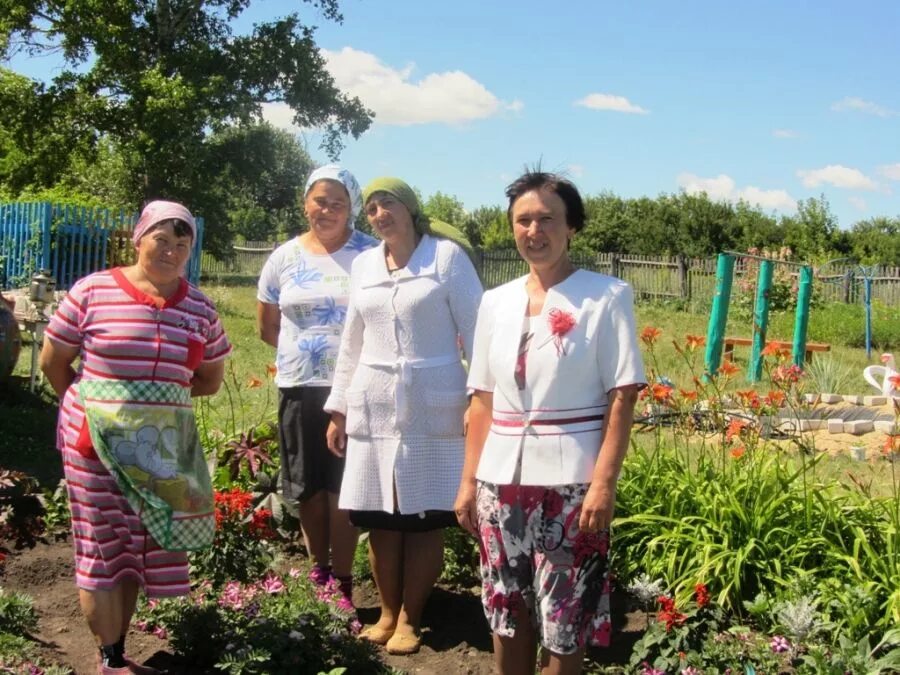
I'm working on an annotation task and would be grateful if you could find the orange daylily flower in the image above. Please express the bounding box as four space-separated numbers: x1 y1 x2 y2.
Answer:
730 446 746 459
718 360 740 377
736 389 760 406
764 390 786 408
641 326 662 346
883 434 900 456
649 383 674 404
246 376 264 389
685 334 706 351
889 374 900 391
679 389 699 402
761 342 790 359
266 363 277 378
725 418 749 442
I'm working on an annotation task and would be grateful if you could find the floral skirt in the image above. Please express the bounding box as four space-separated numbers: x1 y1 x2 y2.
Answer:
475 481 612 654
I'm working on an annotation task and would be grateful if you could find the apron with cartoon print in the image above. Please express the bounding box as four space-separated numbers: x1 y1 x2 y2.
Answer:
78 380 215 551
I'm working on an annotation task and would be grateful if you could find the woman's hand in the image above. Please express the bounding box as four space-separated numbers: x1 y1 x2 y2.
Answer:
326 413 347 457
454 480 478 534
579 479 617 533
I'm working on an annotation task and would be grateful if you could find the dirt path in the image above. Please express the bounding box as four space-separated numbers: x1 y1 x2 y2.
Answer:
3 540 642 674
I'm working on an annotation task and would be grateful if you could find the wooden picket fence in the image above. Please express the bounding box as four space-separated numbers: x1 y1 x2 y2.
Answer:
200 242 900 307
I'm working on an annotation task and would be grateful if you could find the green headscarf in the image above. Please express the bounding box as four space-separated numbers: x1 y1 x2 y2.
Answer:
362 177 478 269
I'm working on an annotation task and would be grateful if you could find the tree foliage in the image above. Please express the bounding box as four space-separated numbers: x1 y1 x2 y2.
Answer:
0 0 372 252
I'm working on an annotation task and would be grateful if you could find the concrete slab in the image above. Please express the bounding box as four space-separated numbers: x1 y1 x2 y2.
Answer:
844 420 874 435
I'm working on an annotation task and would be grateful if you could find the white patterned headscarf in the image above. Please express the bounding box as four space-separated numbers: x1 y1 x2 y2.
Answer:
304 164 362 230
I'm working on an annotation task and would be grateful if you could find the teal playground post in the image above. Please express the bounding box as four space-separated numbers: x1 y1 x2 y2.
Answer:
791 266 813 367
704 253 735 378
748 259 774 382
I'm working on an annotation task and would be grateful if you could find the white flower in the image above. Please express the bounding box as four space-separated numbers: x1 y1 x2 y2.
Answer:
627 573 666 605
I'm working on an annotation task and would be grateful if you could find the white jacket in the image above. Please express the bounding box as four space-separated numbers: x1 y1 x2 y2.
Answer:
467 270 646 486
325 235 483 513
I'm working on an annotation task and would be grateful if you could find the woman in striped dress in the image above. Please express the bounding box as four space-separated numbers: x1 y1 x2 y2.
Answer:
40 201 231 674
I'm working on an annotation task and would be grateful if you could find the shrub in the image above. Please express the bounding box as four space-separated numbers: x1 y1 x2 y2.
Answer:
189 487 276 587
136 571 387 674
0 588 38 636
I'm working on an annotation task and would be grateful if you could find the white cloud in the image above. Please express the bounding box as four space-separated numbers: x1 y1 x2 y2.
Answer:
736 186 797 211
848 196 868 211
322 47 511 126
831 97 895 118
677 172 797 211
567 164 585 178
260 102 306 133
506 99 525 113
796 164 877 190
772 129 798 139
878 163 900 181
574 93 649 114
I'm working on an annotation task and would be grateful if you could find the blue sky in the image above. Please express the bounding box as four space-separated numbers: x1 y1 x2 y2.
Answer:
7 0 900 228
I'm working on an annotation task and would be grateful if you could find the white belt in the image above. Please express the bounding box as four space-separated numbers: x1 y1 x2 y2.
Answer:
359 353 461 426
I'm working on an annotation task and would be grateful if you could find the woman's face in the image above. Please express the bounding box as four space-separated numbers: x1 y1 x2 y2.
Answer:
135 220 192 282
365 192 416 246
305 179 351 243
511 188 575 272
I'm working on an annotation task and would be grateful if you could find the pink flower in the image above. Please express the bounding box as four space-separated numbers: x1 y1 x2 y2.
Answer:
219 581 246 610
641 665 665 675
288 567 302 578
153 626 168 640
134 620 148 632
548 308 576 355
147 599 159 610
770 635 791 653
262 574 285 594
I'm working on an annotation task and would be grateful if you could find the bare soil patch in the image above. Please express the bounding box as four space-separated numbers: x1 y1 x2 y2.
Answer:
3 540 643 674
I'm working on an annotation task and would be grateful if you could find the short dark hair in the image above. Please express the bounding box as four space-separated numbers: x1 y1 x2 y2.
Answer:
505 168 586 232
147 218 193 240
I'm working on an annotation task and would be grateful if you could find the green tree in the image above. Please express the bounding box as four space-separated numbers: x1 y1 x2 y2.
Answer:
781 195 843 260
847 216 900 266
1 0 372 252
0 67 95 192
423 191 467 227
201 123 313 244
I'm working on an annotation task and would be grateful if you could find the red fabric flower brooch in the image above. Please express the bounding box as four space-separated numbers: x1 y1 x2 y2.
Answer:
548 308 576 355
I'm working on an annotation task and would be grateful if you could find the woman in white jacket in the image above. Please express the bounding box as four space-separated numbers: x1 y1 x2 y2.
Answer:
455 169 646 675
325 177 482 655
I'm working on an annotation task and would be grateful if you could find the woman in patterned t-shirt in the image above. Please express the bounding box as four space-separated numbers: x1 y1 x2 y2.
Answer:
257 165 377 610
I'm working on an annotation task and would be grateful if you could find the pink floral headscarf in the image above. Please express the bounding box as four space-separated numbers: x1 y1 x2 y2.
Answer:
132 200 196 246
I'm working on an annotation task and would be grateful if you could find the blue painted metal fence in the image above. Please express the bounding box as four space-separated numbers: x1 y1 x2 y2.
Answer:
0 202 204 290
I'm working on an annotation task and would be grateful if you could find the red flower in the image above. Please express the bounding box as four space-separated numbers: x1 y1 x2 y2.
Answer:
249 508 275 538
730 446 746 460
656 596 687 632
695 583 710 608
678 389 698 402
548 309 576 356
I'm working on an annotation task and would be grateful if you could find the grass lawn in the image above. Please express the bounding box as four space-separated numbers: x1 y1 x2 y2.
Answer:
6 281 896 493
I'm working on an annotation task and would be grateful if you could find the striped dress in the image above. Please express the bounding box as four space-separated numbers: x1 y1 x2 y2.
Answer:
45 268 231 596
